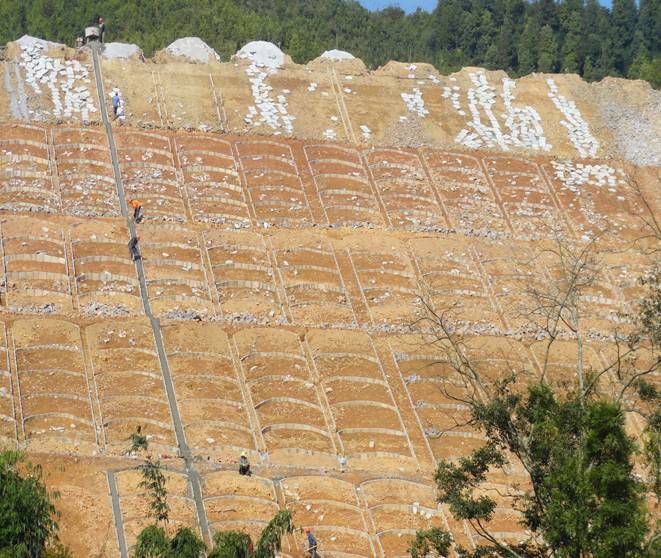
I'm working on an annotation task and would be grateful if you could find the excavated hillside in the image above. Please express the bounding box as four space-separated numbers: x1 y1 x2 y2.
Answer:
0 36 659 557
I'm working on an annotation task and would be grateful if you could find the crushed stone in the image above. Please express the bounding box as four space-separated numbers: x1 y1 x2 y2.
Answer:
163 309 205 321
320 49 355 61
8 303 56 314
401 87 429 118
592 79 661 167
15 35 62 51
452 72 549 152
236 41 284 69
18 38 96 121
102 42 141 60
547 77 598 158
166 37 220 63
82 301 130 317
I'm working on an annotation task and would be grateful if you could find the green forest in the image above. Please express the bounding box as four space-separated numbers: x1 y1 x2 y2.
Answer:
0 0 659 86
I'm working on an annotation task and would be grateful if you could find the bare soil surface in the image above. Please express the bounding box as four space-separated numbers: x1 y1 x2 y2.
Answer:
0 37 658 557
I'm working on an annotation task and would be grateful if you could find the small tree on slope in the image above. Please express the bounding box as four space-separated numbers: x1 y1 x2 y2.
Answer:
0 449 71 558
209 510 294 558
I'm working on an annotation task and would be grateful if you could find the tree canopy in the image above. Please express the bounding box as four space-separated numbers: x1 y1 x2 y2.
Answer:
0 0 658 87
0 450 69 558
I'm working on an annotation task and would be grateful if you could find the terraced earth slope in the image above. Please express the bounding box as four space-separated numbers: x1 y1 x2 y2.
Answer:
0 37 659 557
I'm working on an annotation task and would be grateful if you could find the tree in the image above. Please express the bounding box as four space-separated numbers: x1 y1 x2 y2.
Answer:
475 9 497 66
536 0 559 31
167 527 206 558
582 56 598 82
628 36 650 81
139 456 169 525
408 528 453 558
133 523 205 558
537 25 557 73
209 510 293 558
253 510 293 558
639 267 661 347
0 450 69 558
610 0 638 74
560 11 583 73
409 238 659 557
127 425 148 455
637 0 661 54
597 36 618 79
517 16 539 75
208 531 251 558
132 510 294 558
638 56 661 88
492 15 516 71
134 525 169 558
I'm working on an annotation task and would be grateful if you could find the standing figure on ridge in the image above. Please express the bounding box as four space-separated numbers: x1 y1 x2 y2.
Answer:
96 16 106 43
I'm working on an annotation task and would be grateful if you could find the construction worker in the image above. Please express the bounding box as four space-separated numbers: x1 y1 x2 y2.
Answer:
304 528 319 558
96 16 106 43
129 199 144 223
128 235 141 261
238 451 251 476
112 91 121 118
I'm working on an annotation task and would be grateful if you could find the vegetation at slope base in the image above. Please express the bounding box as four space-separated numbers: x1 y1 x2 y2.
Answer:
0 0 658 87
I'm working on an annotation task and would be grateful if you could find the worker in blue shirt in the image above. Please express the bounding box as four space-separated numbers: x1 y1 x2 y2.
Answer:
112 91 120 118
304 528 319 558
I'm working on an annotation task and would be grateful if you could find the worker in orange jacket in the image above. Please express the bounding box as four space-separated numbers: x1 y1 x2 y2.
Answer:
129 199 144 223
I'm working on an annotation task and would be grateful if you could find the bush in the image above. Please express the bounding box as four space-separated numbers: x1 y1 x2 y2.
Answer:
0 450 62 558
168 527 205 558
208 531 251 558
133 525 205 558
134 525 169 558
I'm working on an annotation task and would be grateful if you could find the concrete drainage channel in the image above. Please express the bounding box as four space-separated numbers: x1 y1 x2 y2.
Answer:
90 44 211 554
107 471 129 557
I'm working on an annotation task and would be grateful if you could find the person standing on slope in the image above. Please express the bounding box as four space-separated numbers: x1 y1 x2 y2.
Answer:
96 16 106 43
238 451 251 476
129 199 144 223
128 235 141 261
304 528 319 558
112 91 121 118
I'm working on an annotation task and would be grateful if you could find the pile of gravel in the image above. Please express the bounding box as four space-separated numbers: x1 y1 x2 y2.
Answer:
166 37 220 63
102 42 141 60
320 49 355 61
593 78 661 167
236 41 284 69
15 34 62 51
